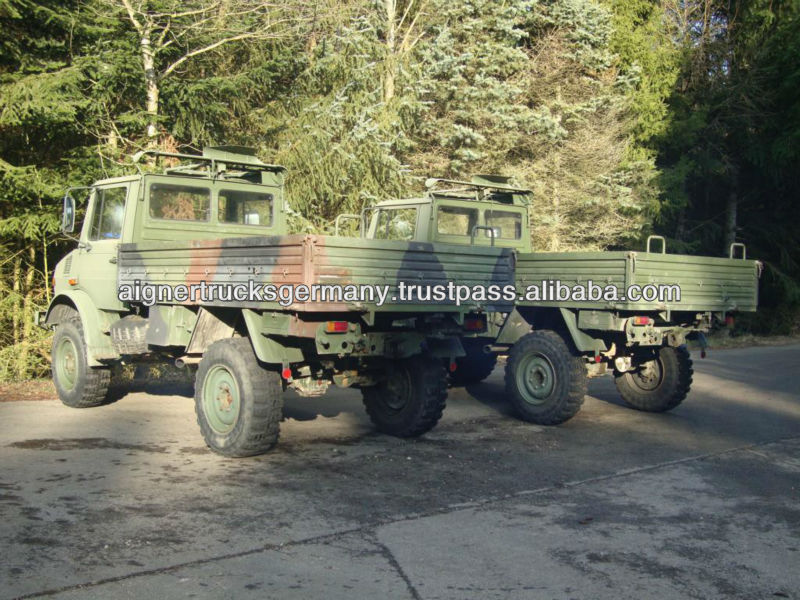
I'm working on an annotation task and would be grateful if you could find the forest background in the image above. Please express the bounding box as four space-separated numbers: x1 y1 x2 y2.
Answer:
1 0 798 380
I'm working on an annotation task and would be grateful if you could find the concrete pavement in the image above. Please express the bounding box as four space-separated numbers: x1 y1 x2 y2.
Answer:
1 344 798 599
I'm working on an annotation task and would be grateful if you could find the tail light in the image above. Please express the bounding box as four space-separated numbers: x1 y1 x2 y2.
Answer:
632 316 652 326
463 315 487 332
325 321 349 333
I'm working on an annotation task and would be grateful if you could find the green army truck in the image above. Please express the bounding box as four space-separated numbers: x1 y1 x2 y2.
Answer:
40 148 514 456
342 176 760 425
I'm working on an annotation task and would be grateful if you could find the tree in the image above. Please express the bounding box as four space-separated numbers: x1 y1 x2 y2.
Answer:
410 0 656 250
102 0 311 144
654 0 800 331
0 0 104 379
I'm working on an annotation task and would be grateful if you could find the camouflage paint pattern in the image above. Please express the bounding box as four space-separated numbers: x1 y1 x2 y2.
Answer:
117 234 515 314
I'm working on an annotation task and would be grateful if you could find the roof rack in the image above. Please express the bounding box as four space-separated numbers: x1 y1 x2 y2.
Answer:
424 174 531 204
132 146 286 177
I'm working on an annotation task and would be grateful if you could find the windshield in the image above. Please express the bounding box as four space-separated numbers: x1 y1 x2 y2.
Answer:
89 187 127 240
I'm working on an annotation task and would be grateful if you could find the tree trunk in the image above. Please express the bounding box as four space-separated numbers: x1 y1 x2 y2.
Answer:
17 246 36 379
384 0 397 103
140 29 160 145
12 254 21 347
42 235 51 305
675 207 687 242
107 127 118 150
723 171 738 256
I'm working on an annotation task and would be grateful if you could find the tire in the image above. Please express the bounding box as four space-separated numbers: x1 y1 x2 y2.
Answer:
52 317 112 408
504 330 587 425
362 356 447 437
449 339 497 386
194 338 283 457
110 315 148 355
614 345 693 412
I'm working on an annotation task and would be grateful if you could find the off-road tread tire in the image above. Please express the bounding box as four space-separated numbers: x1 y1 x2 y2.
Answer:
110 315 148 355
362 357 447 438
504 330 587 425
52 317 112 408
194 338 283 457
449 340 497 386
615 345 693 413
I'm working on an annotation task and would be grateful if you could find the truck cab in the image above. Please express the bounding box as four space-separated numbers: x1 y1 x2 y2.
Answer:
339 175 532 252
53 146 288 313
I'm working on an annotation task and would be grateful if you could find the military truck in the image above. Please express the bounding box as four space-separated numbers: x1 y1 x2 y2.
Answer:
340 176 760 425
40 148 514 456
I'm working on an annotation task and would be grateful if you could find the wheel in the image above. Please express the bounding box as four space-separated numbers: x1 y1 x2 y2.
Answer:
194 338 283 457
362 356 447 437
449 339 497 386
52 317 112 408
614 346 693 412
504 330 587 425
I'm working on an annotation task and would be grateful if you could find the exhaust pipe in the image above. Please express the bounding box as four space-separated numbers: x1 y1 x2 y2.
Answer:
175 356 201 369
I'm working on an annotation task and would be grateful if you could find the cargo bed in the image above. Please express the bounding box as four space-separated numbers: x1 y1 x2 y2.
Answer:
516 249 759 313
118 234 514 313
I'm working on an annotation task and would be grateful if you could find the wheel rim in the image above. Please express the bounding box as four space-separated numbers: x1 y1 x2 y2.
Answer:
55 337 79 391
516 351 556 405
202 365 241 434
629 356 664 391
383 367 412 412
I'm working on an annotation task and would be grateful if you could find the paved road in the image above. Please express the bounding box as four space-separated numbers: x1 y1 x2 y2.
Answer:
1 345 799 599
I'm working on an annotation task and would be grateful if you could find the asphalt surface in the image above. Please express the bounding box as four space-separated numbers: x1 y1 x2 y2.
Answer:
1 344 799 600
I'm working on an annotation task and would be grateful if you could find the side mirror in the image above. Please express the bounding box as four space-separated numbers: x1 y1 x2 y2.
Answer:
61 193 76 234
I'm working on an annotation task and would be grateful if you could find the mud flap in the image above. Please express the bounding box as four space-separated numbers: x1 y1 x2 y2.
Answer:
423 336 465 359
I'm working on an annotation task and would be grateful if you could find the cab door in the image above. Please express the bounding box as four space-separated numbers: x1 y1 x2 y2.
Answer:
76 184 130 310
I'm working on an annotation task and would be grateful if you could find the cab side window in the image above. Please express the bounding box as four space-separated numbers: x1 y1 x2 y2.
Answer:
149 183 210 222
485 210 523 240
375 208 418 241
437 206 478 236
218 190 273 226
89 187 127 241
